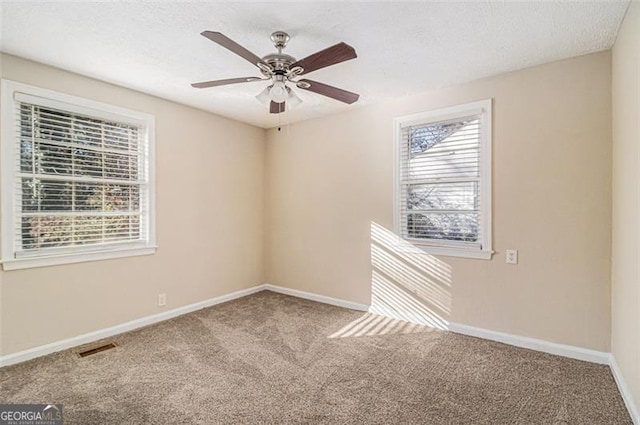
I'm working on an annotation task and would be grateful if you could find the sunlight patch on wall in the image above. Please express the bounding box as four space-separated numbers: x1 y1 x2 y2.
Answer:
369 222 452 330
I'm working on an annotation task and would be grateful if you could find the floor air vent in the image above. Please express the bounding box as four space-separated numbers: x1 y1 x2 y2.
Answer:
78 342 117 357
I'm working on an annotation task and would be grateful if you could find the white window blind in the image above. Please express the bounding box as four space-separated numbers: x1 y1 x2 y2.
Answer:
394 100 492 259
15 101 148 254
1 80 156 269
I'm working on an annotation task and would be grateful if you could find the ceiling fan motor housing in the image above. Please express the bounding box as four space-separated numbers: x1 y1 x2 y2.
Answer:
261 53 296 75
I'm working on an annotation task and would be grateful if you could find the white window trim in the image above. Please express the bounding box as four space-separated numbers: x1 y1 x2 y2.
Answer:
0 79 157 270
393 99 493 260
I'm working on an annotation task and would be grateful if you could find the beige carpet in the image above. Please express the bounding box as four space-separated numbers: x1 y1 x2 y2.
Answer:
0 291 631 424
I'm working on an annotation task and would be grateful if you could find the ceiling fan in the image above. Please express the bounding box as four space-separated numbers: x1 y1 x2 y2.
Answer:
191 31 359 114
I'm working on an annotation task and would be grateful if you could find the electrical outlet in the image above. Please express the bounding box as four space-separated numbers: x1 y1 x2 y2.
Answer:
158 293 167 307
506 249 518 265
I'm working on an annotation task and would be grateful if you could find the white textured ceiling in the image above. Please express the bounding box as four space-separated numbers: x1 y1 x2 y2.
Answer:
0 1 630 128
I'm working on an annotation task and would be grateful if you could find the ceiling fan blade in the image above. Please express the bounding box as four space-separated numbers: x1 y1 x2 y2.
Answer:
201 31 267 68
296 79 359 104
191 77 262 89
291 42 357 75
270 101 285 114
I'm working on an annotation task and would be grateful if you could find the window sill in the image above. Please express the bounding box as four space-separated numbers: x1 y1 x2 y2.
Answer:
413 244 493 260
1 246 157 271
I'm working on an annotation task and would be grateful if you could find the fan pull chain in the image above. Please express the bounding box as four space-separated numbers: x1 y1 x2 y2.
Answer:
286 103 291 136
278 108 282 131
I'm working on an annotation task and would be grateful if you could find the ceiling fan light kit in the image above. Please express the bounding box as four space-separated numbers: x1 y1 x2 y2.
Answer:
255 86 271 105
192 30 360 115
286 87 303 107
269 80 288 103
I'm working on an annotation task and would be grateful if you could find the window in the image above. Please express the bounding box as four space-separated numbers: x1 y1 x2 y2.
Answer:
394 99 492 259
1 80 156 270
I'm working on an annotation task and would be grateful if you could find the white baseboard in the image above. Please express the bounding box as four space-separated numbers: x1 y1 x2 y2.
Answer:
0 284 265 368
610 354 640 424
447 322 610 364
263 284 609 365
0 283 366 368
3 282 606 368
1 281 636 425
1 282 636 423
263 283 370 312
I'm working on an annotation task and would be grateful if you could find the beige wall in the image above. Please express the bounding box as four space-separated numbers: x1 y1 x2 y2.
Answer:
612 0 640 412
0 54 265 356
266 51 612 351
0 49 618 358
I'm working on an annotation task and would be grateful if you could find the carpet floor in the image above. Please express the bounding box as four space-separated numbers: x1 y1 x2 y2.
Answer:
0 291 632 424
